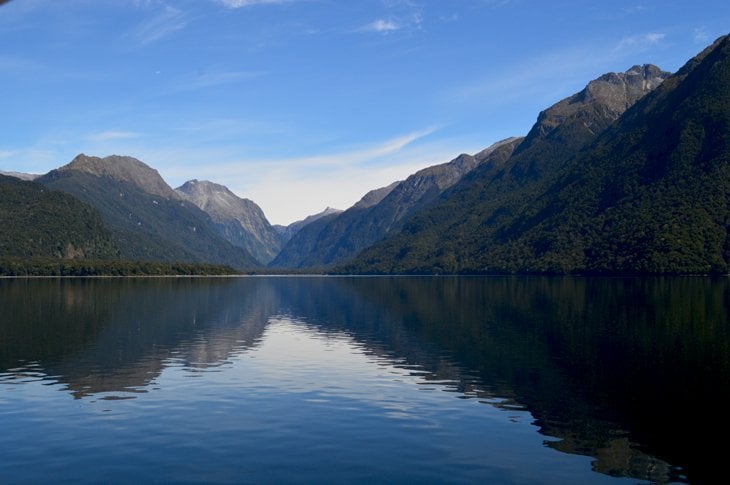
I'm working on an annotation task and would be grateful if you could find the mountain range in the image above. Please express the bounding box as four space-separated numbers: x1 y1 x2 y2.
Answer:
1 35 728 275
38 155 259 270
341 36 729 274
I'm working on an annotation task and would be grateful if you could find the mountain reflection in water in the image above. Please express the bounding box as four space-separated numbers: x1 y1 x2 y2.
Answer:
1 276 727 483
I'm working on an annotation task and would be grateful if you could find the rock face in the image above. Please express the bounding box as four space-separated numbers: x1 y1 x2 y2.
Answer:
57 154 179 199
528 65 669 139
343 37 730 275
39 155 259 269
176 180 283 265
270 137 521 269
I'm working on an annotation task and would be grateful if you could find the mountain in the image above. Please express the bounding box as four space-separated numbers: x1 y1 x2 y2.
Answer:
0 174 118 259
342 58 689 274
273 207 343 243
0 170 39 181
270 182 403 268
176 179 283 265
351 181 401 210
270 137 523 269
38 154 258 269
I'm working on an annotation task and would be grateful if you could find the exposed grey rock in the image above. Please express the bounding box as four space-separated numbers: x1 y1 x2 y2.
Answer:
57 154 180 199
527 64 670 140
176 179 283 265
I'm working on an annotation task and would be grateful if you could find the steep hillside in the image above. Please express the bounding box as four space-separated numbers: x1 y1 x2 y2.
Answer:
176 180 283 265
271 137 521 269
0 174 118 259
38 155 258 269
343 61 682 274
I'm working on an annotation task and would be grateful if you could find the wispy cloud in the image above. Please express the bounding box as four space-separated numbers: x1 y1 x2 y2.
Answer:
150 127 442 224
613 32 665 54
622 5 646 15
0 150 19 160
358 0 424 35
131 5 187 44
694 27 710 44
452 45 603 106
216 0 295 8
172 69 264 92
89 131 141 142
360 18 401 33
243 127 438 168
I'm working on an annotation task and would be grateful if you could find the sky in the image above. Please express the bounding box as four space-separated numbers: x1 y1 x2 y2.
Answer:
1 0 729 225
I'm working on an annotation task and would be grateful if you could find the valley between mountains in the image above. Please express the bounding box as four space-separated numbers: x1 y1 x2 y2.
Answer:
2 35 729 275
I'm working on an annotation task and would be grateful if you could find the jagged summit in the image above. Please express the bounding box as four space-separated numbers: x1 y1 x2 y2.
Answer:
525 64 670 141
59 154 178 199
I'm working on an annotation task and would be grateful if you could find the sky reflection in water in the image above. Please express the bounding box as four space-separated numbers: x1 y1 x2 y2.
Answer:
1 276 727 483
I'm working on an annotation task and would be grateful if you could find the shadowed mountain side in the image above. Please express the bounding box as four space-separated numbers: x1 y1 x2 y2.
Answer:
0 174 119 260
270 137 521 269
342 57 725 274
269 211 343 269
176 180 284 265
38 155 258 270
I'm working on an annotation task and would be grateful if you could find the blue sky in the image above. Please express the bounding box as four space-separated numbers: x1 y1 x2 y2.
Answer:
1 0 728 224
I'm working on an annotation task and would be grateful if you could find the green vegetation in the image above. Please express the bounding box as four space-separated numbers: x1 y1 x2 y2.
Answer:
340 36 730 275
0 175 119 259
39 169 259 270
0 257 239 276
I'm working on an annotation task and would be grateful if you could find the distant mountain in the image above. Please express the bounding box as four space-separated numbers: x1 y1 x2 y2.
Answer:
38 154 258 269
270 137 522 269
273 207 343 243
0 170 39 181
0 174 118 259
176 179 283 265
269 210 350 269
342 59 688 274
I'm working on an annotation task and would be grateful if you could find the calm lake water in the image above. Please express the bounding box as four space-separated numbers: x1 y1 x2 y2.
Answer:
1 276 728 483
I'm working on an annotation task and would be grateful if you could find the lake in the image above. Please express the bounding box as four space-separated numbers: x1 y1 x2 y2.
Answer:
1 276 728 483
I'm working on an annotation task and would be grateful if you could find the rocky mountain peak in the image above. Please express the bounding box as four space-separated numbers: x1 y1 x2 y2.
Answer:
352 181 401 210
526 64 671 140
176 179 283 265
176 179 241 213
59 154 179 199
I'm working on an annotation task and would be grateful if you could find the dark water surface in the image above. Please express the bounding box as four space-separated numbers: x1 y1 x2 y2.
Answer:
1 276 728 483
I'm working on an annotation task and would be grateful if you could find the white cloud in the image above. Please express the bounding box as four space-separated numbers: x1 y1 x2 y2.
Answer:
131 5 187 44
361 18 401 33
